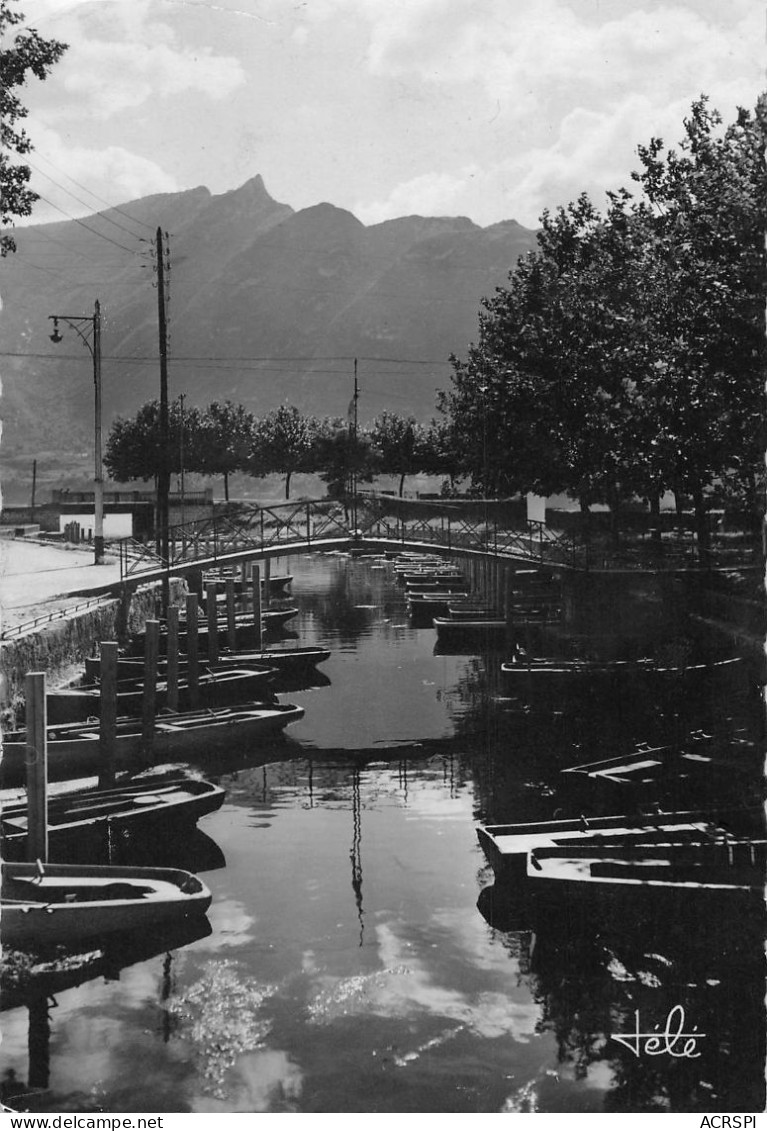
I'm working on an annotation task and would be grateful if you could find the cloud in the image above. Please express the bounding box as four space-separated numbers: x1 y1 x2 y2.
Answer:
353 0 764 226
358 167 483 223
34 2 246 120
24 124 178 224
360 0 761 108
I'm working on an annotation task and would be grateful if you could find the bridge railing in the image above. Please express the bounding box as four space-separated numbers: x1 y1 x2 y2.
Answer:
111 495 728 581
111 499 357 581
358 496 587 566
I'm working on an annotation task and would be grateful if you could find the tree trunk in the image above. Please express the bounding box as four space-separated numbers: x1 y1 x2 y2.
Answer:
223 471 229 502
285 471 292 500
673 489 685 533
607 486 621 549
691 482 711 556
579 496 591 544
398 472 406 498
649 491 662 547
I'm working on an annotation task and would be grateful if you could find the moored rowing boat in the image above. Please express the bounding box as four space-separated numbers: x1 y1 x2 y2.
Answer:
2 860 212 945
0 702 305 787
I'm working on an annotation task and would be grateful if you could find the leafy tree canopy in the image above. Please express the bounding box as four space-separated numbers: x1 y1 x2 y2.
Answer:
250 405 317 499
1 1 67 254
441 96 766 544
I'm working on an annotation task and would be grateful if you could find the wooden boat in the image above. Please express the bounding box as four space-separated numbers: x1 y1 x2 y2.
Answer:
125 609 299 656
180 606 299 631
400 573 465 588
1 860 212 945
0 702 306 787
84 646 330 681
433 615 507 642
47 668 275 724
560 734 754 789
202 572 292 595
525 837 765 898
500 654 745 688
406 594 456 618
476 809 750 882
446 604 499 620
1 776 226 860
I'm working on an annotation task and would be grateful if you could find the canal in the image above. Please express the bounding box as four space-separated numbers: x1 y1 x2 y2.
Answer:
1 552 764 1114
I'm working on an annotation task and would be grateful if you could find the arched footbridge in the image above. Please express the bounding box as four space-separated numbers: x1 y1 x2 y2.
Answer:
107 494 716 589
109 495 585 588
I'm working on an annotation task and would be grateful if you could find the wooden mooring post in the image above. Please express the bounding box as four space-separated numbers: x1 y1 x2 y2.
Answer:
166 606 180 711
25 672 48 864
206 583 219 663
252 563 263 650
186 594 200 708
226 578 237 651
99 642 118 788
141 620 159 763
504 574 516 653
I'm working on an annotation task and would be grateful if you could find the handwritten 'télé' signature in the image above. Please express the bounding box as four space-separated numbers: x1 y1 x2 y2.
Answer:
611 1005 704 1058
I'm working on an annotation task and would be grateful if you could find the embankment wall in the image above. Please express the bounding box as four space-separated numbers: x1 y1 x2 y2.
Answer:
0 579 187 723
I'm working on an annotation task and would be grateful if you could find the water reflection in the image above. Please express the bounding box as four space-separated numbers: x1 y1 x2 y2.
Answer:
476 883 766 1112
1 553 762 1113
167 960 276 1099
0 918 213 1112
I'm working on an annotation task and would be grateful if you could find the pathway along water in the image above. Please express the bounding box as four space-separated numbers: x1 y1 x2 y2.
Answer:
0 552 764 1114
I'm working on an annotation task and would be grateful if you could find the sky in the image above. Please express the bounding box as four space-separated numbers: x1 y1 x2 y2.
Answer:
10 0 767 230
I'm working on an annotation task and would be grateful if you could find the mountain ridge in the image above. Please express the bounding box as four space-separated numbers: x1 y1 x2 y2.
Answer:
0 175 539 468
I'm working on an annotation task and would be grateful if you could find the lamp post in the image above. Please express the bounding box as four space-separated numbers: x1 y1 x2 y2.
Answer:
49 300 104 564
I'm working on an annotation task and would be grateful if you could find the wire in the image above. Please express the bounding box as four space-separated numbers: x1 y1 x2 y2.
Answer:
27 161 151 242
9 228 138 269
29 152 154 233
32 193 141 256
0 350 454 367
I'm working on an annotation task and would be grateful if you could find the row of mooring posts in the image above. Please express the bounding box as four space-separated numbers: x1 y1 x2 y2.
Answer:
22 561 272 863
457 551 549 652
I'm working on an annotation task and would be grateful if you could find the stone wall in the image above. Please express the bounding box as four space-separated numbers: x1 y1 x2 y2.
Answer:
0 578 186 724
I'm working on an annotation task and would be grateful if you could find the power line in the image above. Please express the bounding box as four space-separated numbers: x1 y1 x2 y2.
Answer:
0 351 458 377
29 152 155 233
27 160 152 242
32 193 141 256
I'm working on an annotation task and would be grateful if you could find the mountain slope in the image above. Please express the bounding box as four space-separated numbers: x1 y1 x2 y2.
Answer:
0 177 539 468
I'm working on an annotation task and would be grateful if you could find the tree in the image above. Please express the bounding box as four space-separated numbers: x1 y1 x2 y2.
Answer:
104 398 201 482
370 412 425 497
250 405 316 499
312 418 378 502
195 401 255 501
628 97 767 547
441 97 766 549
1 2 67 254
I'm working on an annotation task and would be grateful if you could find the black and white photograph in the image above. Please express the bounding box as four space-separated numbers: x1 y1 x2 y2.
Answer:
0 0 764 1118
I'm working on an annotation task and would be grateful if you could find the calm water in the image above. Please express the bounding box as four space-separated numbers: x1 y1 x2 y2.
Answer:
1 553 764 1114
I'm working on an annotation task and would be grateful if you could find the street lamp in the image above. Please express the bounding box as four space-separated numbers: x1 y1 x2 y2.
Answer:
48 300 104 564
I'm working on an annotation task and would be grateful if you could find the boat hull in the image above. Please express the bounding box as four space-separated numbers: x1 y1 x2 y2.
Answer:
0 703 305 787
84 647 330 681
1 861 212 946
477 810 749 883
47 669 275 724
1 776 226 861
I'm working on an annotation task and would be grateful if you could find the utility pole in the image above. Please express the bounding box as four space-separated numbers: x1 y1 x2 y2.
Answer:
350 360 359 534
49 300 104 564
156 227 170 609
31 459 37 520
179 391 186 532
